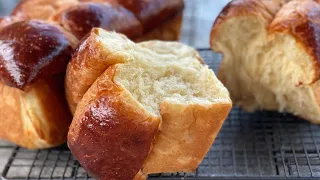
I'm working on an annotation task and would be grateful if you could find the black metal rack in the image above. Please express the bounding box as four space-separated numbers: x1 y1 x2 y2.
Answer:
1 49 320 180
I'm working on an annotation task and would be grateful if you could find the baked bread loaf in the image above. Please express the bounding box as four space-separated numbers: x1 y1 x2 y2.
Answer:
12 0 184 42
210 0 320 123
0 0 184 148
67 29 232 180
0 20 77 148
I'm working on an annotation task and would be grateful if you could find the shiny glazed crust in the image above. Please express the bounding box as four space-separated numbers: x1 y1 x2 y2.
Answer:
135 12 183 42
65 29 129 113
68 67 160 180
52 2 143 39
0 19 77 148
111 0 184 32
0 20 74 89
79 0 184 32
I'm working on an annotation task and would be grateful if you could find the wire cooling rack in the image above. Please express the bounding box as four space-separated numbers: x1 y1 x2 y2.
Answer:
1 49 320 180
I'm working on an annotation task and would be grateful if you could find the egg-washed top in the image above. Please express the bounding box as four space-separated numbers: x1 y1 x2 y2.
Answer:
0 0 184 90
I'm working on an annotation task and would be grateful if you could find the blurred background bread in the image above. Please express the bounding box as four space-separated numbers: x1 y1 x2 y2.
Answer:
11 0 185 42
0 0 230 48
211 0 320 123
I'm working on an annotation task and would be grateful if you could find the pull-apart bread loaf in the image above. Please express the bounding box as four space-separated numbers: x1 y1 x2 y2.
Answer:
0 0 184 149
0 20 77 149
11 0 185 42
211 0 320 123
67 29 232 180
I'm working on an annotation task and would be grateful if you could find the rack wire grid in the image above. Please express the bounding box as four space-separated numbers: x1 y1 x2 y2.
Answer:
1 49 320 180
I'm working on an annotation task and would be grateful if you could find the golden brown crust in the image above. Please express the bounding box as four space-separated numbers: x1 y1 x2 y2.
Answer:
65 29 130 113
79 0 184 33
0 20 74 89
112 0 184 33
0 75 72 149
68 66 159 180
52 2 143 40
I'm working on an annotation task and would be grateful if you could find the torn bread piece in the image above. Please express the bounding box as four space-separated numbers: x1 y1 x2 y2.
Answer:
67 29 232 179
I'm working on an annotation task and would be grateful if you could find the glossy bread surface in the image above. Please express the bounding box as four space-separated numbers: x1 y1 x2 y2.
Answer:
55 2 143 39
113 0 184 32
68 67 159 180
0 20 73 89
79 0 185 33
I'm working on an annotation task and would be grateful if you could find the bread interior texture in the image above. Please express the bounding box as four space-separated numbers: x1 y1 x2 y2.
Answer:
97 31 229 116
212 16 320 123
